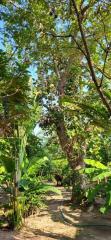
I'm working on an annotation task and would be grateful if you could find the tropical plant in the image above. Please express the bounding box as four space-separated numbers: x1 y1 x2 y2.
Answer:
82 159 111 213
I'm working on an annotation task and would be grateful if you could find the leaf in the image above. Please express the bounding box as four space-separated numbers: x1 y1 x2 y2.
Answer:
82 167 97 174
35 184 61 195
84 159 107 169
108 191 111 206
86 184 102 202
100 207 107 214
0 166 5 174
93 171 111 181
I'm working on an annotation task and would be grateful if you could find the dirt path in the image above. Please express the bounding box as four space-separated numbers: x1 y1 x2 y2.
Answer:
1 187 111 240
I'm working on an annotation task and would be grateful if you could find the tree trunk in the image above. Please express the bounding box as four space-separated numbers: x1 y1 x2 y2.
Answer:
12 125 26 229
55 113 86 204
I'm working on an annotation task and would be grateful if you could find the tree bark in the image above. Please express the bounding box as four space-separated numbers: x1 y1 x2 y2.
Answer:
55 112 86 203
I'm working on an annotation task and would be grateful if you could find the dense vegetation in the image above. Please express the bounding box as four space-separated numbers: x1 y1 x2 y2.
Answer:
0 0 111 229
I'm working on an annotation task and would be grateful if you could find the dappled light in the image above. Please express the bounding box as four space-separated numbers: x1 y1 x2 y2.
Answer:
1 0 111 239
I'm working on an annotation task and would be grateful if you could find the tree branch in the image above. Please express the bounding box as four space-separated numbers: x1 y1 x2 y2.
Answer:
99 49 109 87
94 64 111 80
48 31 87 57
0 48 17 66
71 0 111 115
9 0 22 9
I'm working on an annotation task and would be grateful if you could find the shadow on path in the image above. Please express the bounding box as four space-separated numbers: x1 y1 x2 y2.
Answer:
1 186 111 240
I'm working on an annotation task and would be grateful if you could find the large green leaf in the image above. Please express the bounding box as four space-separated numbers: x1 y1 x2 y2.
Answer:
84 159 107 169
93 171 111 181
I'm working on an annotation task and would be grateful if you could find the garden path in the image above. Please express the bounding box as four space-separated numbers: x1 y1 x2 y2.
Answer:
0 187 111 240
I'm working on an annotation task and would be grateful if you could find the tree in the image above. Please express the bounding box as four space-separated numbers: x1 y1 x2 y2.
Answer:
1 0 111 205
0 46 35 227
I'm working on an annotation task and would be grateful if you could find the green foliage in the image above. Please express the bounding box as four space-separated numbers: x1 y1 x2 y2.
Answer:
19 172 60 216
1 0 111 224
83 159 111 213
84 159 107 170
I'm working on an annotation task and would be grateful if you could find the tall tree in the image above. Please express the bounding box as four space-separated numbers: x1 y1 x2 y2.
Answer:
1 0 111 203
